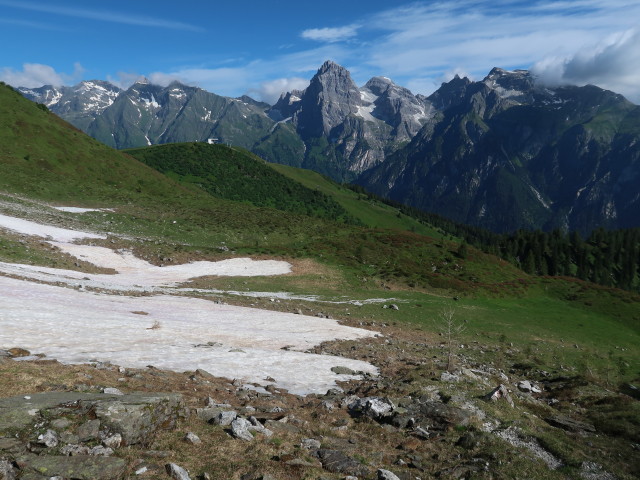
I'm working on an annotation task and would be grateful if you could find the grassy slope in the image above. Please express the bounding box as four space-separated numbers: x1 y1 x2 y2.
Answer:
1 81 638 385
124 142 359 224
268 162 444 237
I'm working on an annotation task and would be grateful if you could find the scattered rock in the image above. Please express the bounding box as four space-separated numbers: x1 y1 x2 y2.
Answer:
579 461 617 480
102 433 122 449
440 371 460 383
301 438 321 449
485 384 514 407
314 449 371 477
415 402 474 431
545 415 596 433
0 458 16 480
348 397 395 420
37 429 59 448
378 468 401 480
88 445 114 456
211 410 237 426
230 418 254 441
60 444 90 456
517 380 542 394
184 432 201 445
331 366 357 375
50 418 71 430
166 462 191 480
0 392 184 448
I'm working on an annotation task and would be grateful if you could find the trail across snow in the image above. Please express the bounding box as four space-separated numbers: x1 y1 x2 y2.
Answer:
0 210 379 395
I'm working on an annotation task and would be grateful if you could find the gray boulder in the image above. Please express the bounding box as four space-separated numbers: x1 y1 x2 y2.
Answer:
230 418 254 441
378 468 401 480
348 397 395 420
314 449 371 477
166 462 191 480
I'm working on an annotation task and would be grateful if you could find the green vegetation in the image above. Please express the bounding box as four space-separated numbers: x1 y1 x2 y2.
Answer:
125 142 359 224
1 80 640 479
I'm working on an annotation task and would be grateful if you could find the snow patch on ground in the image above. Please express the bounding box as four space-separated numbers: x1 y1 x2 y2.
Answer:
52 207 114 214
0 213 105 242
0 211 380 394
0 275 377 395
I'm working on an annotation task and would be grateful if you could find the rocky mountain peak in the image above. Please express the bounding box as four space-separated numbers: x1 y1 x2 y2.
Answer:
427 74 473 110
482 67 536 102
364 76 396 96
295 60 362 138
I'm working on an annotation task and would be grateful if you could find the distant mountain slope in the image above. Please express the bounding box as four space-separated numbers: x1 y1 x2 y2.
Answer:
86 80 275 150
18 80 121 131
357 68 640 234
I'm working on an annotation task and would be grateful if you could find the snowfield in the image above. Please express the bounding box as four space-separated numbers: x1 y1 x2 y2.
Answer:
0 211 379 395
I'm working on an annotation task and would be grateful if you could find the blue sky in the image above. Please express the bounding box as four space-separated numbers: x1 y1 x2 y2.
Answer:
1 0 639 103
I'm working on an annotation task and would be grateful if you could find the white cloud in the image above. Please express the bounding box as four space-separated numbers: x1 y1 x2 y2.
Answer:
0 62 84 88
247 77 309 104
532 28 640 102
301 25 359 43
356 0 640 97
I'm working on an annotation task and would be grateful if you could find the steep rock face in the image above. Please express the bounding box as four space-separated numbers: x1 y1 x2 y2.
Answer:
357 69 640 234
295 60 362 139
266 61 433 180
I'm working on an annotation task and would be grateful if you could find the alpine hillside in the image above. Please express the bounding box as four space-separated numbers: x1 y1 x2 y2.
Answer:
17 62 640 234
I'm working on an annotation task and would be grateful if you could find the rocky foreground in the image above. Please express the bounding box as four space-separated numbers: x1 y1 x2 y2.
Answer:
1 322 638 480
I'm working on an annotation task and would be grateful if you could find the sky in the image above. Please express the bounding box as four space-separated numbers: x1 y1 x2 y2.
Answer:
1 0 639 104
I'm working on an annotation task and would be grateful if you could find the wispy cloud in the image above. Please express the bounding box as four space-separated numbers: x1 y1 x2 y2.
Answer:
0 62 84 88
0 17 66 31
0 0 203 31
301 25 359 43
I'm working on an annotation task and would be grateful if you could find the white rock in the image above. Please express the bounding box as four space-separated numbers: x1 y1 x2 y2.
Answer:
166 462 191 480
184 432 201 445
230 417 254 441
378 468 401 480
37 429 59 447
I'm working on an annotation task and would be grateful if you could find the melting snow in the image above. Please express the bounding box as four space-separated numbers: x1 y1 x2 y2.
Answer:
0 276 377 395
0 211 379 394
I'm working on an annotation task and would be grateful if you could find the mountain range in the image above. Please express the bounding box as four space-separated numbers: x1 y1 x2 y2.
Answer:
18 61 640 234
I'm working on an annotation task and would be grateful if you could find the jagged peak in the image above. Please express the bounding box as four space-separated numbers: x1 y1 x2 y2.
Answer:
317 60 348 76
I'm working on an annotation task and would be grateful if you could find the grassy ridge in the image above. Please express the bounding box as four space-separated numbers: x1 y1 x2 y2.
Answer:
268 162 444 237
125 142 359 224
